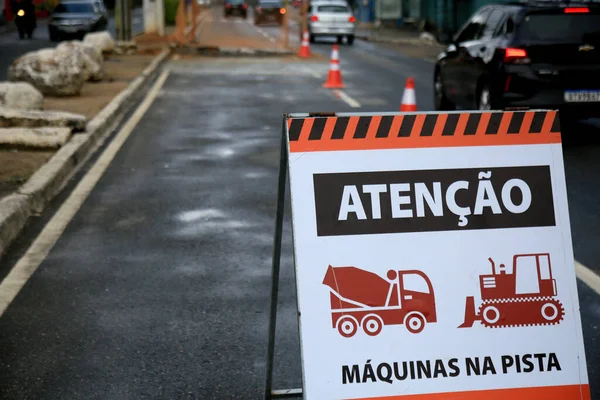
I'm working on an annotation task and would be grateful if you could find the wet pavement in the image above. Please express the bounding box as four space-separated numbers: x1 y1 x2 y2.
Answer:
1 13 600 400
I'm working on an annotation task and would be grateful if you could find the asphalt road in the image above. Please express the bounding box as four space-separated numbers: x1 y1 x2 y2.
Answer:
0 8 143 81
0 11 599 400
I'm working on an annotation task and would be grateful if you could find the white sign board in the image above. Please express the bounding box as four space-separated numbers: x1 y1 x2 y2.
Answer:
284 111 590 400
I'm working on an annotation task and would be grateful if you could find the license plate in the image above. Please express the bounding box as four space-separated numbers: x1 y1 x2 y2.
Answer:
564 90 600 102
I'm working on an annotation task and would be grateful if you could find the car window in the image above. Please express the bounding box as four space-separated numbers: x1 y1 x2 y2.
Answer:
259 0 282 6
481 9 504 39
518 13 600 42
455 7 491 43
53 2 95 13
227 0 245 4
317 5 349 13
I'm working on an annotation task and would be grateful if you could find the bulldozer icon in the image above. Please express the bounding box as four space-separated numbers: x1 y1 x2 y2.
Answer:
322 265 437 337
459 253 565 329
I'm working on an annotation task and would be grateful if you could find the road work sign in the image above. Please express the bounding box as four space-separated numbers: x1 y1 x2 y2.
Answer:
283 111 590 399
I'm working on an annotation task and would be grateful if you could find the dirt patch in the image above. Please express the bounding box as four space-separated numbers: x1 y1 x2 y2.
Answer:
0 150 54 198
44 54 155 119
1 53 155 200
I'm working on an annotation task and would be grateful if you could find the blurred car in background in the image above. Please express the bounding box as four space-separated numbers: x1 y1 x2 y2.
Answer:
48 0 108 41
434 1 600 125
224 0 248 19
306 0 356 45
254 0 285 25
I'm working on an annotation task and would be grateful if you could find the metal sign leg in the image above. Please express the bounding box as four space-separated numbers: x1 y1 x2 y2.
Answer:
264 121 290 400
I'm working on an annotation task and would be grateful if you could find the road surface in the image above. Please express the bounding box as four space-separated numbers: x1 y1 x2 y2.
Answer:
0 8 599 399
0 8 144 81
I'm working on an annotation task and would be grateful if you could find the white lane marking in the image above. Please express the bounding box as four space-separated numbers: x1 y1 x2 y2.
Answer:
311 71 321 78
333 89 361 108
0 70 171 318
575 260 600 295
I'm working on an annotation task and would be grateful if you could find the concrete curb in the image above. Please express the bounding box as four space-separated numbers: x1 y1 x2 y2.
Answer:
173 45 294 57
0 48 171 260
355 33 443 48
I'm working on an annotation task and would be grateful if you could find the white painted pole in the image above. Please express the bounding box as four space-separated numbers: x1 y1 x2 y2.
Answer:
143 0 157 33
156 0 165 35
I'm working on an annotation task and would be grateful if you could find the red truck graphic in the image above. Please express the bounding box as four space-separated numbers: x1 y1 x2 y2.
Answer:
459 253 564 329
322 265 437 337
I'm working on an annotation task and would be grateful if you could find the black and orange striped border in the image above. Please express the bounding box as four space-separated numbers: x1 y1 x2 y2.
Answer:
286 111 560 153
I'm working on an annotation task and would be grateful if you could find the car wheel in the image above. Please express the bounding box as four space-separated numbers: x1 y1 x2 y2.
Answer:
347 34 354 45
477 83 492 111
309 33 315 43
557 110 577 137
434 71 455 111
337 35 343 44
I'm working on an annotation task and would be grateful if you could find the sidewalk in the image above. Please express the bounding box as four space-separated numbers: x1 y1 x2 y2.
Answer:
355 22 445 63
194 6 288 50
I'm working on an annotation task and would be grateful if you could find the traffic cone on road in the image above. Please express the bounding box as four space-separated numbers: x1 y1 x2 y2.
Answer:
298 30 311 58
400 77 417 111
323 44 345 89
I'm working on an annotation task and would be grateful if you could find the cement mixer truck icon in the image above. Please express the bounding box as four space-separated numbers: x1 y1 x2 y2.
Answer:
322 265 437 337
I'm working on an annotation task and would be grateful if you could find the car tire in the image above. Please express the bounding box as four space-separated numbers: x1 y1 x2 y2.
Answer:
49 29 59 41
558 110 577 137
337 35 343 44
347 34 354 45
309 33 315 43
434 70 455 111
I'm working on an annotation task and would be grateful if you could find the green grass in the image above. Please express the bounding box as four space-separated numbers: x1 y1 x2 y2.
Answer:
164 0 179 25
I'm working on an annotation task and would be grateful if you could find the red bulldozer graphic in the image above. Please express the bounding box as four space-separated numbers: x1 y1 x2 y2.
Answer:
459 253 565 329
322 265 437 338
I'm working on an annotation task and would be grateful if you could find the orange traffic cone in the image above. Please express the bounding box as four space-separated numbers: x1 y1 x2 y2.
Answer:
298 30 311 57
323 44 345 89
400 77 417 111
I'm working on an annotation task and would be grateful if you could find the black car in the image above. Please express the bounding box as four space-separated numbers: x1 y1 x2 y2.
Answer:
48 0 108 41
434 1 600 122
224 0 248 19
254 0 285 26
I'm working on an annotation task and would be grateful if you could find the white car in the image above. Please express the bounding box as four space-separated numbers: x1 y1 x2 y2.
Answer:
306 0 355 45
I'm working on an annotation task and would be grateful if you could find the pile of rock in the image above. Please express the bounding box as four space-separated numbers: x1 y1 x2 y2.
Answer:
0 82 87 149
7 31 116 97
0 32 121 148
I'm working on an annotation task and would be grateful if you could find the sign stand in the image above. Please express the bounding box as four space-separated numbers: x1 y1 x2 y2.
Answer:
264 116 303 400
264 110 590 400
